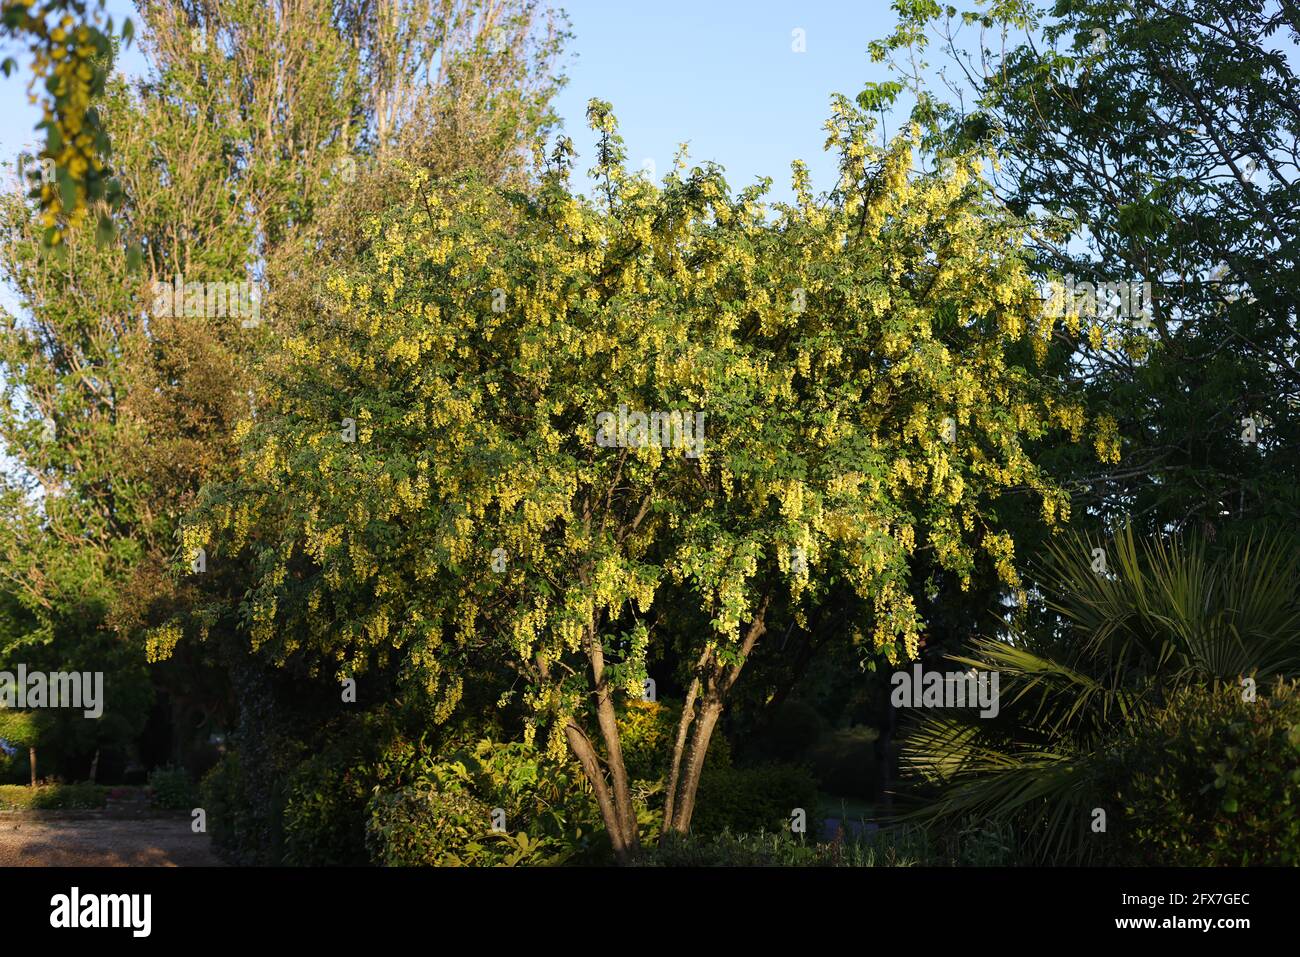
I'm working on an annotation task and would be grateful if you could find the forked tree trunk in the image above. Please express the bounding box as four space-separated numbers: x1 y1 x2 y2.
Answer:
593 686 640 854
565 596 771 860
667 701 723 831
564 722 636 863
663 647 711 828
662 596 771 837
561 628 643 863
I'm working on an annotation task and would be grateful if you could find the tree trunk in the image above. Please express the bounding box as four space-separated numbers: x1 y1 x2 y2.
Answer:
663 647 711 829
561 626 643 863
663 595 771 837
593 686 640 856
89 748 100 784
29 746 36 787
668 701 723 832
564 721 636 864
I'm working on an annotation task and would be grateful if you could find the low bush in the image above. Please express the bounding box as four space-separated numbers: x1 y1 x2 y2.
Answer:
367 783 576 866
693 761 819 836
281 749 373 866
1100 679 1300 866
200 752 259 860
279 711 416 866
617 699 730 781
617 700 817 837
0 782 108 809
366 739 602 866
148 766 198 810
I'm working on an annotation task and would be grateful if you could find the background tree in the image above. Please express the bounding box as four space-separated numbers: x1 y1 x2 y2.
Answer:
0 0 567 806
873 0 1300 537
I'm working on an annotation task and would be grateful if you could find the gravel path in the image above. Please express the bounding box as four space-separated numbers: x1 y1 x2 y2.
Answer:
0 817 223 866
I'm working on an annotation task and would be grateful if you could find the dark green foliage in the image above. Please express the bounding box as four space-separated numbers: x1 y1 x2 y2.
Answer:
807 727 880 799
368 785 500 866
616 699 730 782
365 739 603 866
147 765 197 810
693 762 820 837
280 709 420 866
200 752 258 861
750 700 826 763
901 525 1300 864
282 751 374 866
0 782 107 809
615 700 818 836
646 827 926 866
1101 681 1300 865
881 0 1300 537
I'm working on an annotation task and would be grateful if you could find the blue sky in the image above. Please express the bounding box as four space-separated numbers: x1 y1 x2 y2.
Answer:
550 1 901 200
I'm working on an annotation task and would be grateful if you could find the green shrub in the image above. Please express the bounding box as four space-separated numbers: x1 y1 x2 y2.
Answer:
901 527 1300 865
280 712 411 866
1100 680 1300 865
617 699 816 836
282 750 372 866
0 782 107 809
200 752 259 860
948 818 1018 866
366 739 602 866
617 699 730 781
694 760 819 836
148 766 198 810
368 784 513 866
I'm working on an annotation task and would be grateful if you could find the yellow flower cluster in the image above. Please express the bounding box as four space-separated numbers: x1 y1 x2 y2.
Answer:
8 2 112 242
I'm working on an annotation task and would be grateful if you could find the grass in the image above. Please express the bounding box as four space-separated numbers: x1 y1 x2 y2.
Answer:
646 827 928 866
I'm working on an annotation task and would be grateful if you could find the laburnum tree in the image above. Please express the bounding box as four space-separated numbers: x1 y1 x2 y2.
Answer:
183 96 1106 861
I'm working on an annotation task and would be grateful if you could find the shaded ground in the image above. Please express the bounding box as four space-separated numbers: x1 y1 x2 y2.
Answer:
0 816 223 866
